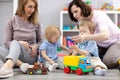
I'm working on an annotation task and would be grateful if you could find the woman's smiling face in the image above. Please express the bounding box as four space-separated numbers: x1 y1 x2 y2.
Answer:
24 0 36 19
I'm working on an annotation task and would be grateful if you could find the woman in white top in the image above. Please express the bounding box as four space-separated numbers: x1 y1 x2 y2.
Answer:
68 0 120 71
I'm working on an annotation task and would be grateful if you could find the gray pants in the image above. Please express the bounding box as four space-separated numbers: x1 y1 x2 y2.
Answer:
0 40 37 65
103 41 120 68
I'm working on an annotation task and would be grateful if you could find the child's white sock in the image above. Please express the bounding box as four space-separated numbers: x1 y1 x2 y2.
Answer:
48 63 58 72
94 69 107 76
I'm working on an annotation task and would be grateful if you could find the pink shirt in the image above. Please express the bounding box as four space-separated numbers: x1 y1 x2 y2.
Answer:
92 10 120 48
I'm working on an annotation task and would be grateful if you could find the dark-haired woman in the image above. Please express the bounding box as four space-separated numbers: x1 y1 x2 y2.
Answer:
68 0 120 71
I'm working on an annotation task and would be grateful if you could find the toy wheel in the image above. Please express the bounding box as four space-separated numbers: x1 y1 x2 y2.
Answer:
71 70 76 73
29 71 33 75
76 68 83 75
64 66 71 74
84 72 89 75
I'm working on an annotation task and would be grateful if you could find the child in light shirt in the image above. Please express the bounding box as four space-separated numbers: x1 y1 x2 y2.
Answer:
71 21 107 76
39 25 72 72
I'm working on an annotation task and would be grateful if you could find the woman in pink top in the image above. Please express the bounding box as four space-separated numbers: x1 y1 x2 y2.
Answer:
0 0 42 78
68 0 120 71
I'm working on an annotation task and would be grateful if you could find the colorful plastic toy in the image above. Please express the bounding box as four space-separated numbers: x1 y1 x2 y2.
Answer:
63 55 93 75
63 25 71 30
26 62 48 75
84 0 92 5
66 36 75 47
101 2 114 10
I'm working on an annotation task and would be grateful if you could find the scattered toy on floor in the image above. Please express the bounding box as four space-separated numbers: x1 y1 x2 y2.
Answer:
26 62 48 75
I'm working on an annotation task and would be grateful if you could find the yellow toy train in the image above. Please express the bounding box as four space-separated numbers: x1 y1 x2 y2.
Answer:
63 55 93 75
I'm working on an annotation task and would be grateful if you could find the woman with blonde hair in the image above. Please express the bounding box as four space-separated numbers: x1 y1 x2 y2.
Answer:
0 0 42 78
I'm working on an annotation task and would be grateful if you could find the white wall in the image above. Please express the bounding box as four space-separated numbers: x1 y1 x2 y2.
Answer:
39 0 72 29
0 0 13 44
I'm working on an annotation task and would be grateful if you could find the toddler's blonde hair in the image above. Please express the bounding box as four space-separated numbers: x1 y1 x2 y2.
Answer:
45 25 61 41
80 21 96 33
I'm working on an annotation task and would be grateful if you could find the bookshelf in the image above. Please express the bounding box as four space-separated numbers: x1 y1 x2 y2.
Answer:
60 11 79 47
60 10 120 47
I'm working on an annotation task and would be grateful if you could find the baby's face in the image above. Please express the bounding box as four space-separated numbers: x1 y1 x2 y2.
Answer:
79 26 92 35
50 30 61 43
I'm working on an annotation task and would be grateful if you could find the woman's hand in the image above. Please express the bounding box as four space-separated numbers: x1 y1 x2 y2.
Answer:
19 41 38 58
71 35 85 43
30 45 38 58
19 41 30 50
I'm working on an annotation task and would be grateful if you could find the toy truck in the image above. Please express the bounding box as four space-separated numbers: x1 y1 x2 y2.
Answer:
63 55 93 75
26 62 48 75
